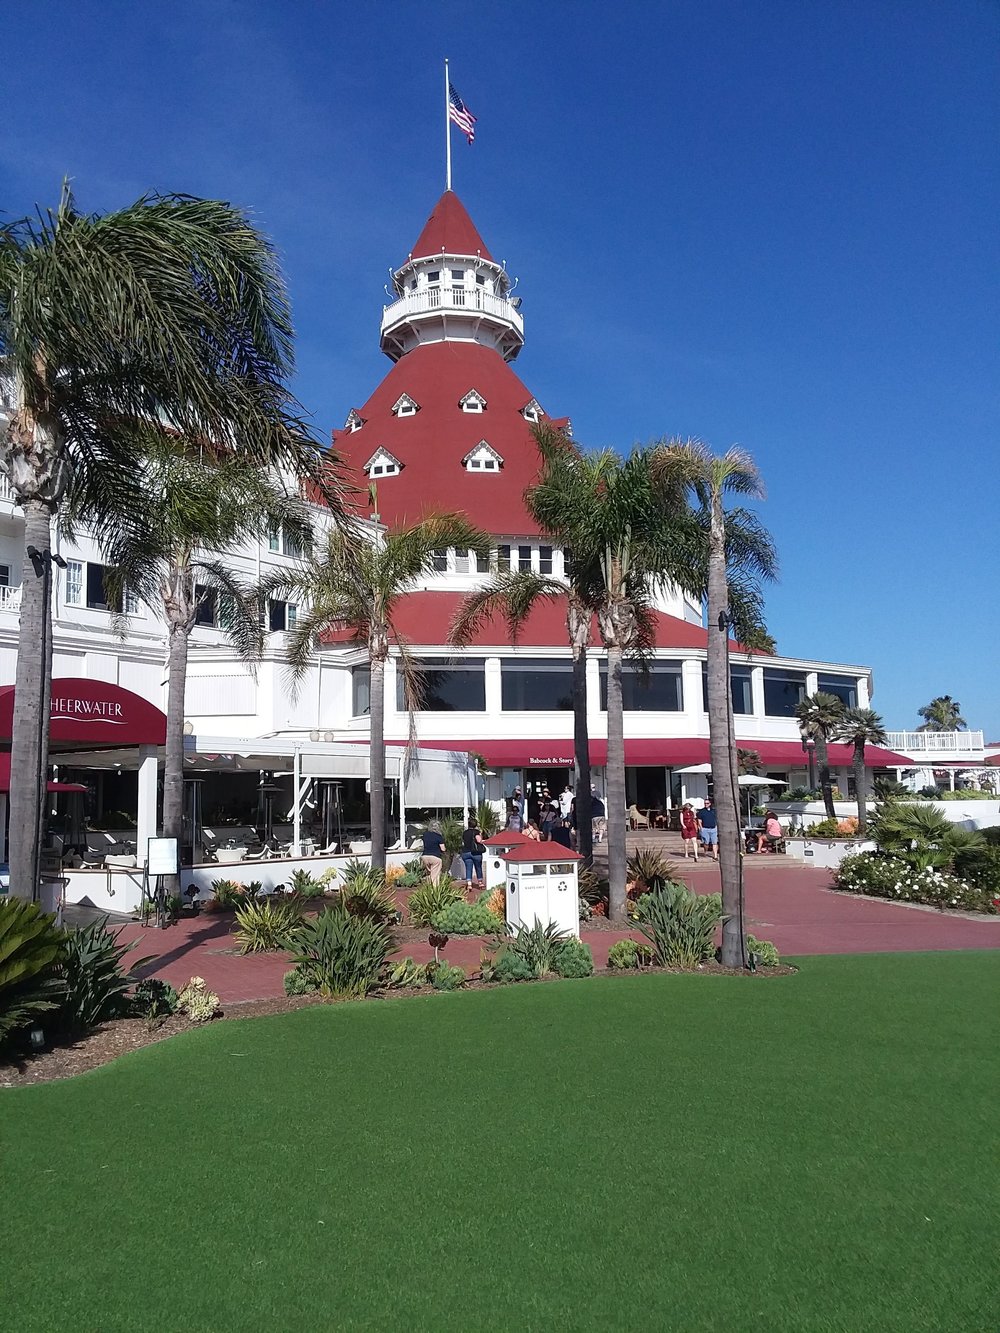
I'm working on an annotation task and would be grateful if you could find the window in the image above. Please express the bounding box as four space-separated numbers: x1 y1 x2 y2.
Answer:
701 664 753 715
0 564 9 588
563 548 573 577
268 525 304 557
195 586 217 627
397 658 486 712
463 441 502 471
521 399 541 423
267 600 297 632
345 410 365 432
83 562 126 612
601 663 683 712
426 271 440 306
352 666 371 717
763 668 807 717
454 548 470 573
459 390 487 413
518 545 532 572
65 560 83 606
391 394 418 418
123 588 139 616
501 659 575 712
497 544 512 570
817 673 858 710
474 550 490 573
451 269 464 282
431 548 448 573
539 546 553 575
365 448 402 479
427 271 440 283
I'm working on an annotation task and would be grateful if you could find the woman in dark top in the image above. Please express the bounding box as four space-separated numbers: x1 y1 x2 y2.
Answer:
461 818 485 890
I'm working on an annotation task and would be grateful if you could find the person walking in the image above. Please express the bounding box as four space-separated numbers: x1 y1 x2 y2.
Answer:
680 802 700 861
507 786 527 831
540 801 559 841
697 798 719 862
559 784 574 818
421 822 446 885
461 817 485 890
590 785 607 845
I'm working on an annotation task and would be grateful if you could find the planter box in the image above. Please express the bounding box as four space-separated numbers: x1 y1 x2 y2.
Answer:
785 838 876 870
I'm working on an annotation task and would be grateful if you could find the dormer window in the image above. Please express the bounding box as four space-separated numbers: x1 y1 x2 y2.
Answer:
521 399 542 424
459 389 487 414
345 410 365 432
392 393 419 418
463 441 503 473
364 447 402 479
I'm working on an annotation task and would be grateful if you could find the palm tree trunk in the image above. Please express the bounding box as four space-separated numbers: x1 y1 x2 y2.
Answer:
569 606 593 866
161 617 189 899
369 655 386 871
854 741 867 835
8 501 54 900
606 642 627 923
707 499 743 968
816 735 836 819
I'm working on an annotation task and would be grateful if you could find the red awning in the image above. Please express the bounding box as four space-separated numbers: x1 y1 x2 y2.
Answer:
418 737 912 770
0 677 167 747
0 753 88 794
747 741 914 769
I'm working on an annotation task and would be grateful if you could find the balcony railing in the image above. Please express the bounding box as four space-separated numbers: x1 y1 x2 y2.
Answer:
0 473 16 504
0 584 22 612
885 730 985 755
380 287 524 339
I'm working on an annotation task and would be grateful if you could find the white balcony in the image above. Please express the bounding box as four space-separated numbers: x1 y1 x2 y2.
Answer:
885 730 985 756
0 473 17 505
0 584 22 612
380 286 524 361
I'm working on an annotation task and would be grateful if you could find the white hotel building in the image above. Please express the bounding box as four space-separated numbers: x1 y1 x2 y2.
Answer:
0 188 913 851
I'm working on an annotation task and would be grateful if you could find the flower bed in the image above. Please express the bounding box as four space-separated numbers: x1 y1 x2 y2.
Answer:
832 852 998 914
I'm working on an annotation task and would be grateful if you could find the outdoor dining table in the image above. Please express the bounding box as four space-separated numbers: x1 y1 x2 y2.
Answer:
214 846 248 864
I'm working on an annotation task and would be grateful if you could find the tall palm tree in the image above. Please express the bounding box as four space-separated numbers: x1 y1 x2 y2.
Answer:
0 185 318 899
796 692 845 820
92 436 320 895
833 706 887 834
917 696 967 732
260 515 489 870
650 441 777 970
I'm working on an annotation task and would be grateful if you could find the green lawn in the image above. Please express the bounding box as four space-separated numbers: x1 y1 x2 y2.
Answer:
3 953 998 1331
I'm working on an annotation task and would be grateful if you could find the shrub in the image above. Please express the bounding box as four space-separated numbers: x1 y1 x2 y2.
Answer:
233 882 264 911
482 887 505 920
283 964 318 997
507 920 569 978
980 826 1000 848
870 802 985 871
626 847 679 888
407 875 464 926
288 868 325 899
578 896 592 922
475 801 501 837
960 846 1000 904
132 978 178 1022
385 956 428 989
210 879 242 908
429 960 467 991
481 949 535 984
552 938 593 978
384 864 406 885
340 869 398 924
635 884 721 968
233 897 303 953
396 872 424 888
834 852 997 914
403 857 426 876
746 935 780 967
287 904 393 998
430 898 505 937
439 817 465 858
607 938 656 970
178 977 220 1023
0 900 66 1048
61 918 150 1032
801 817 843 839
578 867 607 906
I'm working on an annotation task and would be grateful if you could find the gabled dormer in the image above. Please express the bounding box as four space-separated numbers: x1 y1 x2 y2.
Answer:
364 447 403 479
459 388 487 414
463 440 503 473
521 398 542 424
345 409 366 432
391 393 419 418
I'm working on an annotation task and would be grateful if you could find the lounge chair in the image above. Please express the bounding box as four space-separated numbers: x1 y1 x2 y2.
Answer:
628 805 650 830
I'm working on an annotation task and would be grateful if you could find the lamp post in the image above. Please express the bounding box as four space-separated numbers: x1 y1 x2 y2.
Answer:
801 735 817 793
25 545 67 902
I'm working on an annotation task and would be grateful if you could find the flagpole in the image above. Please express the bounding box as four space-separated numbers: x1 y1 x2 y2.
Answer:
444 57 452 191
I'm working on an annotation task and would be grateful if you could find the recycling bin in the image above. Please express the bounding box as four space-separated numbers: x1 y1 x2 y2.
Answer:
504 844 581 937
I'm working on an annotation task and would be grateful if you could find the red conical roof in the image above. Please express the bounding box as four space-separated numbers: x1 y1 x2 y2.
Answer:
410 191 494 262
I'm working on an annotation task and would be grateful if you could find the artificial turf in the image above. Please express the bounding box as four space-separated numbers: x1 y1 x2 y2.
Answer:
2 952 998 1331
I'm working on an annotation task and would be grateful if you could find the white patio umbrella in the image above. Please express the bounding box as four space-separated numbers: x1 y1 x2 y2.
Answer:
674 763 713 775
738 775 785 825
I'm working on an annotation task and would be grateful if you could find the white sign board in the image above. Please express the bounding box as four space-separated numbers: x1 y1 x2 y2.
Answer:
146 837 178 876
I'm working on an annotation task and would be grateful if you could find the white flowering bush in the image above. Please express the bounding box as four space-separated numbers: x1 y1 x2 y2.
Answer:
177 976 221 1023
833 853 997 914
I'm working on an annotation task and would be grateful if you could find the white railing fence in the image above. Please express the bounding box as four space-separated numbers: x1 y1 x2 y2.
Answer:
0 584 22 612
0 472 17 504
885 730 985 755
381 287 524 337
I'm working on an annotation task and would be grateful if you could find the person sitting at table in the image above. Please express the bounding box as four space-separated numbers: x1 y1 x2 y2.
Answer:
756 811 785 853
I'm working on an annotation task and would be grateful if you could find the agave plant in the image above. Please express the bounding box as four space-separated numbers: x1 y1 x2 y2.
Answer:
475 802 501 838
233 897 304 954
635 882 721 968
506 920 569 978
0 900 66 1047
61 918 153 1032
406 874 464 927
339 863 398 923
287 903 393 998
626 847 679 890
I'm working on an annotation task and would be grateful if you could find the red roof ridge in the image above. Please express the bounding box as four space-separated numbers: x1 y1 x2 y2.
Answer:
410 191 494 263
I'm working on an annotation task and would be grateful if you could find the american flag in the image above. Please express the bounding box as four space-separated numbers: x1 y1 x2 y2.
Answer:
449 83 477 144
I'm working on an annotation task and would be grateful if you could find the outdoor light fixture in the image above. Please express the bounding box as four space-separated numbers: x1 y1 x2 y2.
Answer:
29 1027 45 1052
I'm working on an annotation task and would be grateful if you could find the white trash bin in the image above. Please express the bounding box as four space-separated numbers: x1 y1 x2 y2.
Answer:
504 844 581 938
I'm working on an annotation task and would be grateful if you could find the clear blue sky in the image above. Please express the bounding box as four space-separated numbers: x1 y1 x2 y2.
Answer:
3 1 998 735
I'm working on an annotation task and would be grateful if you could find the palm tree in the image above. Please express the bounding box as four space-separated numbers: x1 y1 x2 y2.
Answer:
917 696 967 732
796 692 845 820
833 707 887 834
92 437 320 895
650 441 777 970
261 515 490 870
0 185 317 899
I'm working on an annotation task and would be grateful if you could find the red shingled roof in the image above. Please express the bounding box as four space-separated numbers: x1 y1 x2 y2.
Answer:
332 341 556 533
322 588 713 650
410 191 494 261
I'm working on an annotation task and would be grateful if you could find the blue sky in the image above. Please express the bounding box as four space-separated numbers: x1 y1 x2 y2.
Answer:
3 1 998 734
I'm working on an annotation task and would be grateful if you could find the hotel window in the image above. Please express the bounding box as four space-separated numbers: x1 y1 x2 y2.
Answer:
763 668 807 717
501 659 575 712
427 272 440 307
397 658 486 712
701 664 753 715
65 560 83 606
431 548 448 573
539 546 553 575
817 673 858 710
392 394 418 418
459 390 487 413
474 550 490 573
454 548 470 573
518 545 532 571
0 564 9 588
267 600 297 632
84 562 126 613
352 666 371 717
497 544 512 570
268 525 304 558
601 663 683 712
521 399 541 423
195 586 217 627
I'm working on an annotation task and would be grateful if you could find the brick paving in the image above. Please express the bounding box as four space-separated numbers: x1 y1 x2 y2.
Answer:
102 844 1000 1003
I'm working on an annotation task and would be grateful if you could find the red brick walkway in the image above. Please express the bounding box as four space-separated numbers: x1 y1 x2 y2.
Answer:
114 862 1000 1003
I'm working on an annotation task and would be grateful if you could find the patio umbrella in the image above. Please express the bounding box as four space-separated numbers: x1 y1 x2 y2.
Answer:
737 775 784 825
675 763 713 775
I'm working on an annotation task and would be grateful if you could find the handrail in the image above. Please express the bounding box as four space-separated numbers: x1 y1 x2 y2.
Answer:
885 730 985 754
381 287 524 336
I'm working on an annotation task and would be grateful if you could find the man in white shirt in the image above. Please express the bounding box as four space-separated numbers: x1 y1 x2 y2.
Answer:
559 784 574 817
